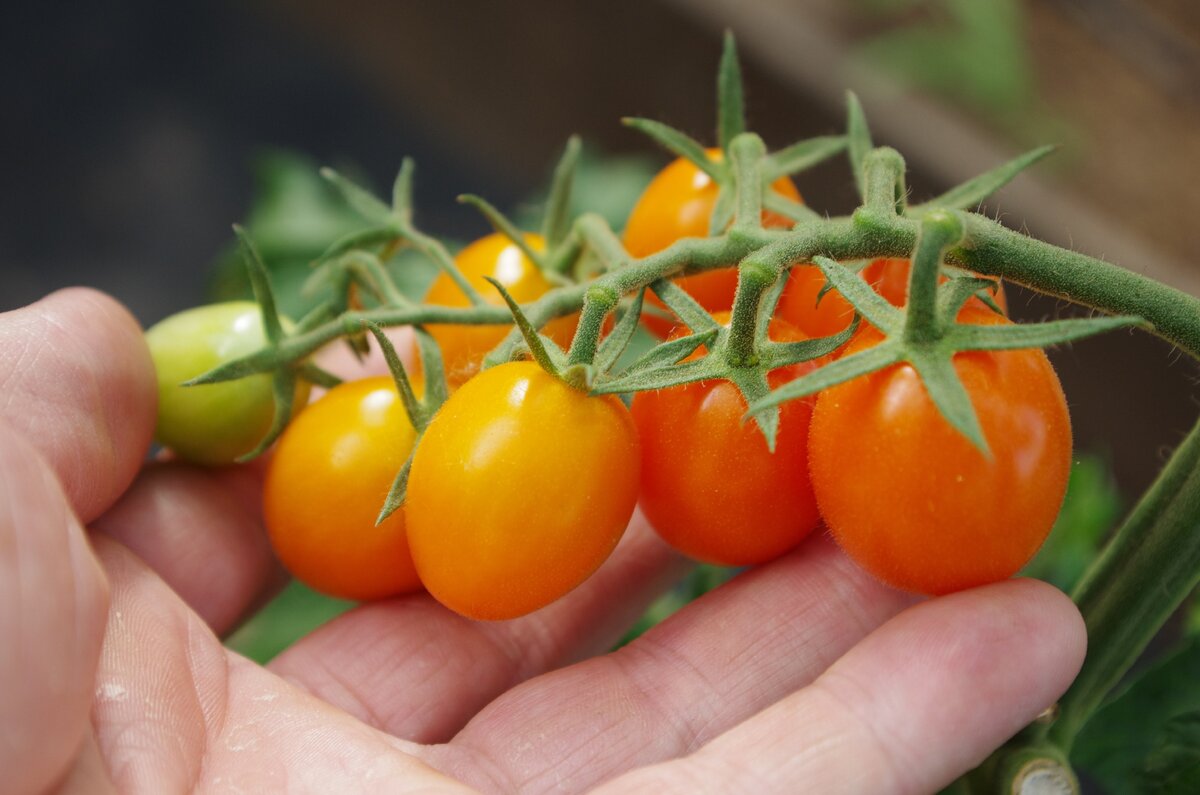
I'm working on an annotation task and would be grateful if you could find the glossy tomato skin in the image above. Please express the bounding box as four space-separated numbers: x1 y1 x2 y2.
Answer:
808 307 1071 595
631 314 821 565
405 361 639 620
623 150 802 337
263 376 422 601
145 301 310 465
778 258 1008 341
426 232 576 386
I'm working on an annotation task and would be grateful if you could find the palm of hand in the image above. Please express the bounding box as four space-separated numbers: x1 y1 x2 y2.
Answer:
2 290 1084 795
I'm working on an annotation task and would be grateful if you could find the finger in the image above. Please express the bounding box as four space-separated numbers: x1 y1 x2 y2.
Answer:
0 288 156 523
270 510 690 743
0 423 110 795
314 325 417 394
89 459 286 636
426 533 914 792
593 579 1086 795
87 535 485 794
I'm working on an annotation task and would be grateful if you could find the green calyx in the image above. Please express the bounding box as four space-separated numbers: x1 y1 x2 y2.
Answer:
744 211 1139 455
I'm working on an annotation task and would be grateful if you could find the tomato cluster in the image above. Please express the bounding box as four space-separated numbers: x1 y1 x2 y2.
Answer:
146 148 1073 621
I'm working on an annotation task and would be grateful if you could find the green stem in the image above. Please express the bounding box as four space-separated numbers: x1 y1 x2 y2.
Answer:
567 284 617 366
860 147 907 218
1046 418 1200 750
729 133 766 230
954 215 1200 357
904 211 964 345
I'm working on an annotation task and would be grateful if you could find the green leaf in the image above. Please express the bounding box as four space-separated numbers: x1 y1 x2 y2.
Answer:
315 226 398 266
622 118 720 180
947 315 1143 351
320 167 393 224
592 356 719 395
717 31 746 151
392 158 415 223
727 367 778 451
184 348 277 385
915 145 1056 212
296 361 342 390
846 91 874 201
617 328 719 378
483 277 560 377
763 135 848 181
541 136 582 249
745 340 902 416
761 193 819 224
376 456 413 525
458 194 544 269
708 183 736 236
1141 712 1200 794
234 226 285 345
236 369 298 462
362 321 425 430
937 276 1003 321
909 352 989 455
811 256 903 332
1073 634 1200 793
650 279 722 333
595 290 646 374
224 581 353 664
413 327 449 409
757 270 790 338
762 316 860 368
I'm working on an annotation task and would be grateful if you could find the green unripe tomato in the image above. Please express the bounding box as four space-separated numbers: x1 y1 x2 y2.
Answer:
145 301 309 465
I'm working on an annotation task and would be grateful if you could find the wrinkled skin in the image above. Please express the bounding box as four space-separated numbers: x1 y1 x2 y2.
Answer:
0 288 1085 794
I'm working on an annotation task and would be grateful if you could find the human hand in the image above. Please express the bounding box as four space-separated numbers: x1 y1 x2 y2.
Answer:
1 289 1085 794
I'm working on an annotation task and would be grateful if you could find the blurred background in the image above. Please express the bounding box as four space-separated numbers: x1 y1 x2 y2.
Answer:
3 2 1199 789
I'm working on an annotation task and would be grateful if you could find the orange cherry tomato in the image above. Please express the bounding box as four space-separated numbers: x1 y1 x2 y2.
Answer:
808 306 1071 595
631 313 821 565
623 149 802 337
263 376 422 601
425 232 577 386
777 257 1008 340
405 361 640 620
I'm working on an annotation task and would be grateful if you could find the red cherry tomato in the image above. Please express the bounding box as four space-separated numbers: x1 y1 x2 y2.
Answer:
623 149 802 337
263 376 423 601
778 258 1008 341
425 232 577 386
631 312 821 565
808 307 1071 595
405 361 640 620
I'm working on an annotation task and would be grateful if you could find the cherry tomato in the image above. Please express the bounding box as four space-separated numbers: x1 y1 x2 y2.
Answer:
631 313 821 565
623 149 802 337
145 301 310 465
777 257 1008 341
425 232 576 386
263 376 423 601
405 361 639 620
808 307 1071 595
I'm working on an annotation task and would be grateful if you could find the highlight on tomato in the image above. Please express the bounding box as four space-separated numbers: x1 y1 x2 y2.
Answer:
145 301 310 465
623 149 802 337
631 313 822 566
777 257 1008 340
425 232 577 386
808 306 1072 595
404 360 640 620
263 375 423 601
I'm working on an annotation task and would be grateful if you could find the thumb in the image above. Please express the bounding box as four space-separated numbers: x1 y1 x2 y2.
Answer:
0 288 157 523
0 423 110 795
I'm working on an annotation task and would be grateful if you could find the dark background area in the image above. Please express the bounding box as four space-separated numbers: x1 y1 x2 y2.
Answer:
2 0 1198 502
